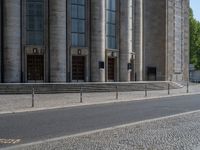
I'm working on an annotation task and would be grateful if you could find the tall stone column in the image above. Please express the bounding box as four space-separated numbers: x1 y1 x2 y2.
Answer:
49 0 66 82
3 0 21 83
134 0 143 81
91 0 105 82
119 0 133 82
0 0 2 83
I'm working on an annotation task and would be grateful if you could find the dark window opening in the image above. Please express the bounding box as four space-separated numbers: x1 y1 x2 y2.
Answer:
147 67 157 81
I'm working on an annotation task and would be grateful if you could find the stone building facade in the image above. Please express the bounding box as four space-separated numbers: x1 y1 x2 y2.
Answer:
0 0 189 83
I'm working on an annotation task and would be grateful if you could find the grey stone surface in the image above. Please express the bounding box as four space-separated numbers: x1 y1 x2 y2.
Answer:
90 0 106 82
119 0 132 82
0 0 1 83
143 0 189 81
166 0 190 81
10 111 200 150
49 0 67 82
183 0 190 82
0 83 200 113
0 0 189 83
143 0 166 81
133 0 144 81
3 0 21 83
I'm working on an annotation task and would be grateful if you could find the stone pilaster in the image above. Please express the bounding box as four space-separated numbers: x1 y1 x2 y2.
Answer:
119 0 132 82
166 0 174 81
49 0 67 82
182 0 189 81
90 0 105 82
3 0 21 83
166 0 189 81
134 0 143 81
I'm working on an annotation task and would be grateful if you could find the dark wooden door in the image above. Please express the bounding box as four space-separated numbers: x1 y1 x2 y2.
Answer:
72 56 85 81
108 58 115 81
27 55 44 81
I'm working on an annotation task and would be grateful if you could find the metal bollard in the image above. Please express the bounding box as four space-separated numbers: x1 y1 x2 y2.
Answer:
168 83 170 95
116 85 118 100
32 88 35 107
187 81 189 93
145 84 147 97
80 87 83 103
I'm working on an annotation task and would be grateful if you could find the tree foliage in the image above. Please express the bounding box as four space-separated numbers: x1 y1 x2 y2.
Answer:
190 8 200 69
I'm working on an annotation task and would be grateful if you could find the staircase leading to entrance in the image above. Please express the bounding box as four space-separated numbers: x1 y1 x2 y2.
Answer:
0 81 183 94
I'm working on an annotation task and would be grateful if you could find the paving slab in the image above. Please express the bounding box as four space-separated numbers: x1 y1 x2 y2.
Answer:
0 84 200 113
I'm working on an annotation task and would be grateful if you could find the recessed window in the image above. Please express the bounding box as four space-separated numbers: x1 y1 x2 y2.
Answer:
26 0 44 45
106 0 117 49
71 0 86 47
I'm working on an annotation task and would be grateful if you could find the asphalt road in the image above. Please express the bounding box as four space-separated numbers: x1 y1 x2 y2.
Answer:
1 94 200 148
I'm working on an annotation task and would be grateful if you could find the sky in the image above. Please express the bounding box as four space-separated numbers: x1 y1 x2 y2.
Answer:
190 0 200 21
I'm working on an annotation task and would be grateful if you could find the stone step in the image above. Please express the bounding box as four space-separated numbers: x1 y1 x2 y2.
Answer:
0 81 182 94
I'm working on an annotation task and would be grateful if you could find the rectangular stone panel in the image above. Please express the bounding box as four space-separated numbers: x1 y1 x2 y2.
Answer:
174 0 183 73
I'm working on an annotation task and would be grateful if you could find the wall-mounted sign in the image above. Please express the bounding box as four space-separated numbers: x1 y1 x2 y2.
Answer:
99 61 105 69
127 63 132 70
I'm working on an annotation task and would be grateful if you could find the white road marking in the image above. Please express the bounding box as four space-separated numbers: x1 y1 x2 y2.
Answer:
3 109 200 150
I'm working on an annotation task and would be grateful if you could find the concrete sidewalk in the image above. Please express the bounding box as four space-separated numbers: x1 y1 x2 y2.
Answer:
0 83 200 114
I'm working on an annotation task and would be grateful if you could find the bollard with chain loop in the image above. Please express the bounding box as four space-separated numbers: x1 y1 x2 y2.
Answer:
80 87 83 103
168 83 170 95
32 88 35 107
116 85 118 100
187 81 189 93
145 84 147 97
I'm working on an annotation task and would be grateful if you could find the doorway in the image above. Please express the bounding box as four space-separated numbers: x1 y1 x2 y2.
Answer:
108 57 115 81
27 55 44 82
72 56 85 82
147 67 157 81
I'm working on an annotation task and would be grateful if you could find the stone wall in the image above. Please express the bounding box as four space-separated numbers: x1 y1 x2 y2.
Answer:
143 0 166 81
166 0 189 81
0 0 190 83
142 0 189 81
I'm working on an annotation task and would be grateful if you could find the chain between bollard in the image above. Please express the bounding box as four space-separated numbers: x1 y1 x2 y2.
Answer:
145 84 147 97
32 88 35 107
80 87 83 103
116 85 118 100
168 83 170 95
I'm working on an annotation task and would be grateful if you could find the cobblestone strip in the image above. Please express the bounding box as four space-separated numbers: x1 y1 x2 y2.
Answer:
6 111 200 150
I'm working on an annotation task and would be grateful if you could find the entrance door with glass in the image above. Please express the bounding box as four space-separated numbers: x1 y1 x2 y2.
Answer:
72 56 85 82
108 57 115 81
27 55 44 82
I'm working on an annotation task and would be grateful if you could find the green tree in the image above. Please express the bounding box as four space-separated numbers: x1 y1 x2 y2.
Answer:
190 8 200 69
